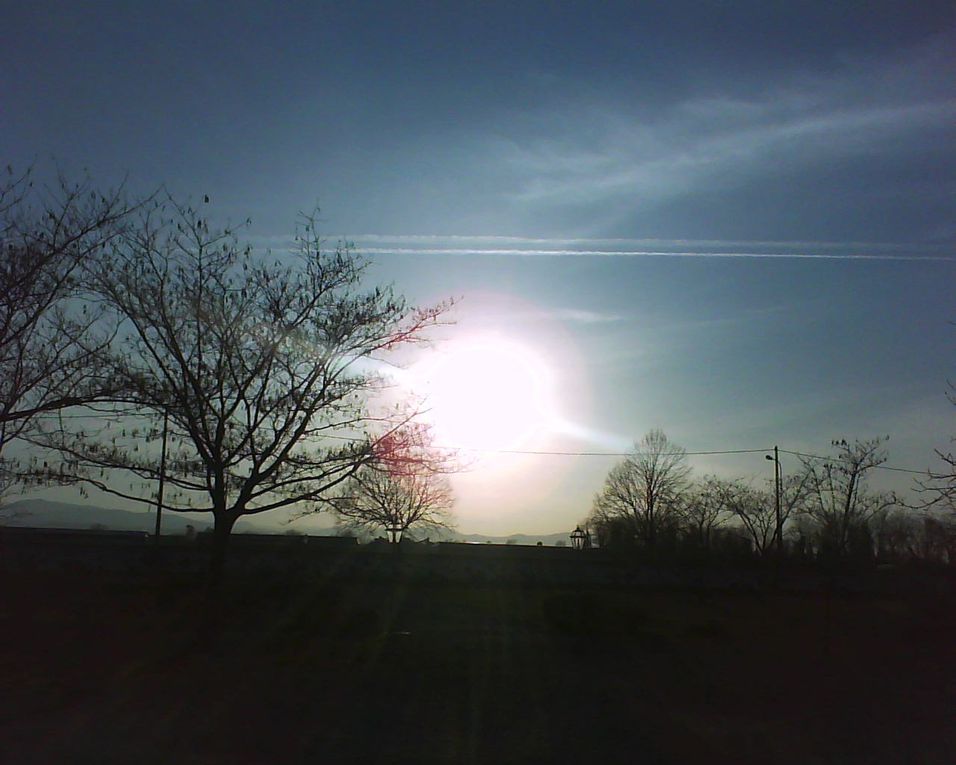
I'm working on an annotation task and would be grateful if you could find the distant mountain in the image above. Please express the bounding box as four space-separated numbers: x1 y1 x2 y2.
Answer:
452 531 573 547
0 499 573 544
0 499 214 534
0 498 344 536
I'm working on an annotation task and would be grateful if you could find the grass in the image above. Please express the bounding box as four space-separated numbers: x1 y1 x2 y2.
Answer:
1 569 953 764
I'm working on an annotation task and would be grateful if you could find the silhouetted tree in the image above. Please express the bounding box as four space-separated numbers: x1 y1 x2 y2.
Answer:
873 509 955 565
680 475 731 549
872 507 922 562
0 167 133 498
921 513 956 564
591 429 690 549
583 508 637 550
32 197 448 574
799 437 895 559
723 481 775 557
726 471 810 557
907 379 956 564
918 382 955 515
326 426 454 541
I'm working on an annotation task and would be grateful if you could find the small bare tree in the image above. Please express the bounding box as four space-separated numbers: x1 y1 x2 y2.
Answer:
724 481 776 556
327 426 454 541
592 429 690 548
680 475 731 549
799 437 895 557
917 382 955 514
725 469 811 556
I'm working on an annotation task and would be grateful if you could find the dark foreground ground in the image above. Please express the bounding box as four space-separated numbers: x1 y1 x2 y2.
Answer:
1 568 954 765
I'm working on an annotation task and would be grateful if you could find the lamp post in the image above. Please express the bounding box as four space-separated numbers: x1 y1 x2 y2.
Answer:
386 523 403 545
765 446 782 558
570 526 587 551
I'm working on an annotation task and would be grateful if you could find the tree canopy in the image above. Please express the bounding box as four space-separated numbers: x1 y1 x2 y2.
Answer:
30 197 448 568
0 168 134 496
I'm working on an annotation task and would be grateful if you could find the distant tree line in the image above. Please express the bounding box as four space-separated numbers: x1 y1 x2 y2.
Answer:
585 429 956 566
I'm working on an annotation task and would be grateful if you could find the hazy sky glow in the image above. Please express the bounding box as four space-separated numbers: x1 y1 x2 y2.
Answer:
3 2 955 534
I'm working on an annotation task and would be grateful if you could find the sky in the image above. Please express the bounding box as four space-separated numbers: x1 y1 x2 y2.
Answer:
3 1 955 535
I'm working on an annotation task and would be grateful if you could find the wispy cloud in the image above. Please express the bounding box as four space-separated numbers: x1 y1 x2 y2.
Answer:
357 245 953 262
547 309 625 324
447 35 956 241
248 232 954 261
349 233 941 251
500 307 627 325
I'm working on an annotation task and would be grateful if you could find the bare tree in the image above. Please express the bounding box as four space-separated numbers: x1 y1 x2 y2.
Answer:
725 469 811 557
327 427 454 542
724 481 776 556
799 437 895 557
921 513 956 564
591 429 690 548
583 502 635 549
917 382 955 514
0 167 133 496
905 379 956 564
871 507 922 562
32 197 448 573
680 475 731 549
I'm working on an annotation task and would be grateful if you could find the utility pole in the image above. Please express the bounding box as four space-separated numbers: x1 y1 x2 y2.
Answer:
153 408 169 542
774 445 782 558
766 445 782 557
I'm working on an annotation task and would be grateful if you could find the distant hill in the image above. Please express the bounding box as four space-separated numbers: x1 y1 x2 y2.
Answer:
0 499 214 534
452 531 573 547
0 499 574 544
334 528 574 546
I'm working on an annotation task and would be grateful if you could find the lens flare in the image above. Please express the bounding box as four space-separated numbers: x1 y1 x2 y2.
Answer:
409 335 559 453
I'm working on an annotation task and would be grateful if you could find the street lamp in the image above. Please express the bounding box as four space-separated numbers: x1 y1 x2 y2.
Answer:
386 524 403 545
765 446 782 557
570 526 587 551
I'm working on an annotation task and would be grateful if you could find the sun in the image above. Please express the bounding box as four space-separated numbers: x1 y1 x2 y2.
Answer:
409 335 559 452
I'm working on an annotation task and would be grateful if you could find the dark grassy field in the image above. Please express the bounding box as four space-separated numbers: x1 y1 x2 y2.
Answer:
1 569 953 764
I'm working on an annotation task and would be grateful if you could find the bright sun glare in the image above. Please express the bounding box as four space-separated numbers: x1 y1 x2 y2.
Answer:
410 336 559 453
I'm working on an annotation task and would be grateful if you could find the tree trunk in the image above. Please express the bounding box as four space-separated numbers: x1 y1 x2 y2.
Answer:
209 511 237 585
196 512 238 646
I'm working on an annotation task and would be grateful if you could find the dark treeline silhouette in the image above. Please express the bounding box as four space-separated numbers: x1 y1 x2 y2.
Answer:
586 431 956 567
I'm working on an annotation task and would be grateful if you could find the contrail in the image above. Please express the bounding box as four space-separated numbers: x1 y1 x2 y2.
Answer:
359 246 955 262
254 232 955 262
350 233 936 251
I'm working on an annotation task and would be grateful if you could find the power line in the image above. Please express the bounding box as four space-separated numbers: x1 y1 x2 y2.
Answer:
25 414 932 474
313 434 774 458
438 446 773 458
424 443 929 476
778 449 927 475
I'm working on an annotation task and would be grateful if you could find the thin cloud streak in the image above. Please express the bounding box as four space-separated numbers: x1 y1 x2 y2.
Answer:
247 234 954 261
351 234 946 251
361 247 955 262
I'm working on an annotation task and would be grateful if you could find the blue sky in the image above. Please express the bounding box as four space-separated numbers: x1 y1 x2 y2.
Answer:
3 2 954 533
